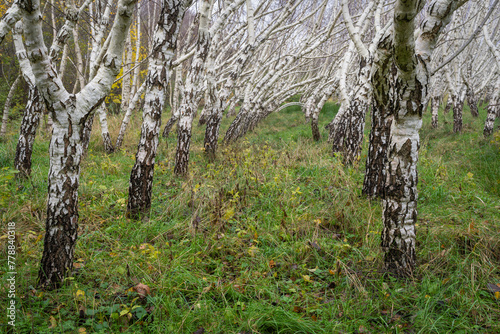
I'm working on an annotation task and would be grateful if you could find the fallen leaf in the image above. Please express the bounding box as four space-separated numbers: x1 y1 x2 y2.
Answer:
269 260 276 268
48 316 57 328
77 328 87 334
487 283 500 294
302 275 312 283
133 283 150 298
75 290 85 298
73 263 85 269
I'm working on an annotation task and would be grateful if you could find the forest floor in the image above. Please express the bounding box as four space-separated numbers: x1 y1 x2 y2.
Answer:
0 102 499 333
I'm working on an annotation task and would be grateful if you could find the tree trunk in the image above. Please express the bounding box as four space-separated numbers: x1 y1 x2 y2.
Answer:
115 81 146 150
81 114 95 152
483 95 498 137
174 114 194 175
204 112 222 160
363 35 393 198
381 116 419 277
14 86 43 178
19 0 137 288
452 94 463 133
311 112 321 141
38 120 82 289
431 95 439 128
13 21 43 178
331 59 371 164
1 75 22 138
444 97 452 114
97 105 114 153
363 101 392 198
127 0 189 217
466 86 478 117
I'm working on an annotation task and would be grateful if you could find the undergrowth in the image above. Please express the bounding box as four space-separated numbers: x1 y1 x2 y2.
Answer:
0 102 499 333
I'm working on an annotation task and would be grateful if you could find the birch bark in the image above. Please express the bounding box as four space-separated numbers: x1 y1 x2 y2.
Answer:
174 0 213 176
381 0 466 276
13 21 44 178
0 75 22 138
19 0 137 288
127 0 191 217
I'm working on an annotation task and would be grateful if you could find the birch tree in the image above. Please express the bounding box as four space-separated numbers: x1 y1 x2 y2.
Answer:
127 0 193 217
381 0 468 276
18 0 137 288
483 24 500 137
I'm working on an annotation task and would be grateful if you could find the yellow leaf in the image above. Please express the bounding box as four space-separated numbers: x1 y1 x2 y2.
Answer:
495 291 500 300
120 309 130 316
78 328 87 334
76 290 85 298
302 275 312 283
248 246 258 257
442 278 450 285
49 316 57 328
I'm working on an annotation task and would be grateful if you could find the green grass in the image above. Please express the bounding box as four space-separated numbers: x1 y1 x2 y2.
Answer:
0 102 499 333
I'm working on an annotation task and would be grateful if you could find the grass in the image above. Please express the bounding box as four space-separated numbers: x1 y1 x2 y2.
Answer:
0 101 499 333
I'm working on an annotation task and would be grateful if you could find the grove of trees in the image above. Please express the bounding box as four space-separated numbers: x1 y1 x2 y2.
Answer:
1 0 499 324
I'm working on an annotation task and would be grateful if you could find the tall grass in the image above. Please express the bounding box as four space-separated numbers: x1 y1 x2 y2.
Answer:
0 101 499 333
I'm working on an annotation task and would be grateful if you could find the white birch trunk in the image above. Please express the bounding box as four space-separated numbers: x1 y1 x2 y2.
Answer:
19 0 137 288
127 0 190 217
13 21 44 178
0 75 22 137
174 0 213 176
0 1 21 44
381 0 464 276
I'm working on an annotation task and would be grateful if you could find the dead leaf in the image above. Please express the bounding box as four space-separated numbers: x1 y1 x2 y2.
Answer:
77 328 87 334
73 262 85 269
487 283 500 294
48 316 57 328
269 260 276 268
133 283 150 298
302 275 312 283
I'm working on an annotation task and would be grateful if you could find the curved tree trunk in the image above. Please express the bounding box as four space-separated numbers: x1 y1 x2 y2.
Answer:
19 0 137 288
127 0 189 217
331 59 370 164
14 86 43 178
13 22 43 178
363 35 393 198
1 75 22 138
174 0 213 176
